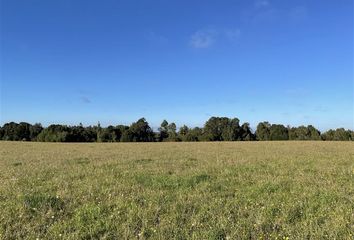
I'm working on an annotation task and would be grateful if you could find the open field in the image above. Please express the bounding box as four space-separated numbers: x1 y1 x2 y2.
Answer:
0 141 353 239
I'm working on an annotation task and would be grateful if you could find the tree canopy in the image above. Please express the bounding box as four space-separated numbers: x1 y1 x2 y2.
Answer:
0 117 353 142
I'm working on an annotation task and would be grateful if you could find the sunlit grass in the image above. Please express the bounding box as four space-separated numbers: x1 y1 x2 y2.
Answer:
0 141 353 239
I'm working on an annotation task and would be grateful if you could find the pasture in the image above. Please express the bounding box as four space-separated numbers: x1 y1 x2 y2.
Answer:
0 141 353 239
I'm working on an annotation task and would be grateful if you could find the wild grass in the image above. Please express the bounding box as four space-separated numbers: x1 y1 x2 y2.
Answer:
0 141 353 239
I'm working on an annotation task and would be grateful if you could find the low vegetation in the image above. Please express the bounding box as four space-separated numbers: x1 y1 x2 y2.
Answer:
0 141 353 239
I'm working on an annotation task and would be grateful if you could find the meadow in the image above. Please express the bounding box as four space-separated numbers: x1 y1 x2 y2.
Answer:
0 141 353 239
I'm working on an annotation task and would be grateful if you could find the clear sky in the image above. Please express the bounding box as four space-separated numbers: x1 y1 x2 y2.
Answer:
1 0 353 130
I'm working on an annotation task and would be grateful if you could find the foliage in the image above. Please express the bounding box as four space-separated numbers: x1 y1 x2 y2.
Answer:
256 122 271 140
1 117 353 142
126 118 155 142
256 123 289 141
203 117 247 141
288 125 321 140
321 128 353 141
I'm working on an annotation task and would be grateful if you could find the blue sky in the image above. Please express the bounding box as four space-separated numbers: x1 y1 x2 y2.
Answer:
1 0 353 130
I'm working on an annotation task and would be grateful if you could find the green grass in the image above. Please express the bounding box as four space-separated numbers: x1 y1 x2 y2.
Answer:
0 141 353 239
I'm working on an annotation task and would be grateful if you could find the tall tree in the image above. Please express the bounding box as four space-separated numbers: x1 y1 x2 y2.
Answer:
29 123 44 141
222 118 241 141
307 125 321 140
269 124 288 140
204 117 241 141
158 120 169 142
128 118 155 142
167 122 179 141
0 126 3 140
37 124 71 142
240 122 254 141
322 128 351 141
256 122 271 140
2 122 20 140
184 127 203 141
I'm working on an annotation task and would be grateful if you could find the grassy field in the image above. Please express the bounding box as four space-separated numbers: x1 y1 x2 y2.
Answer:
0 141 353 239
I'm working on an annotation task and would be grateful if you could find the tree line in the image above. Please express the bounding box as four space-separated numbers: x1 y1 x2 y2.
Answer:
0 117 353 142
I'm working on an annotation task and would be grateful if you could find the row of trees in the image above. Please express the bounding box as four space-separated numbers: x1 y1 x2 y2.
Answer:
256 122 322 140
0 117 353 142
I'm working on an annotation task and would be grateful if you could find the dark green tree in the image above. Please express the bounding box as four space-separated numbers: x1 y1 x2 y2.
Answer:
16 122 31 141
184 127 203 141
204 117 242 141
167 122 179 141
240 123 254 141
307 125 321 140
0 126 3 140
37 124 71 142
256 122 271 141
158 120 169 142
322 128 351 141
97 126 116 142
128 118 154 142
178 125 189 141
269 124 288 140
2 122 20 140
29 123 44 141
222 118 241 141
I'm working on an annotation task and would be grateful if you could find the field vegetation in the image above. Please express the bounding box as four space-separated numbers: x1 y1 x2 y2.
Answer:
0 141 353 239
